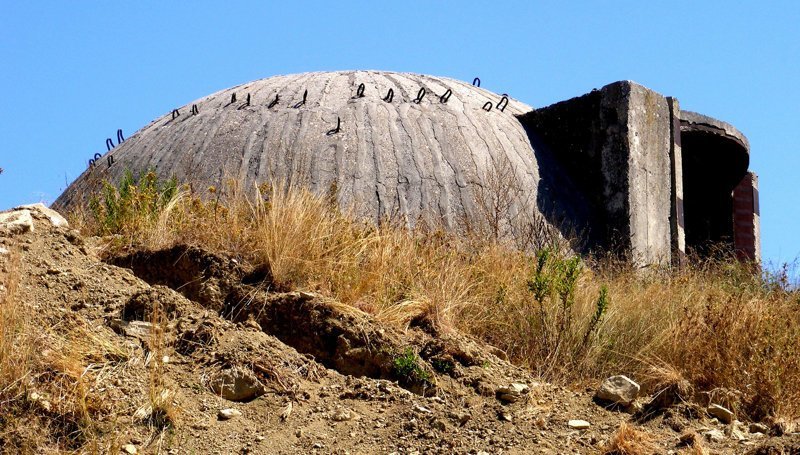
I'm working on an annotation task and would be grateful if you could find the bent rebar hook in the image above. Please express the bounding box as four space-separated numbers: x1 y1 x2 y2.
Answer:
413 87 426 104
231 93 237 104
326 117 341 136
107 155 115 168
106 138 114 151
117 129 125 144
482 101 493 112
191 104 199 115
383 88 394 103
440 89 452 104
356 83 365 98
473 77 481 87
93 153 102 160
89 158 95 168
172 109 180 119
268 94 280 109
293 90 307 108
246 93 251 106
496 95 509 112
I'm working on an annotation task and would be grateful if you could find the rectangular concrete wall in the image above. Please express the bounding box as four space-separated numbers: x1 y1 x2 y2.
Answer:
520 81 674 267
667 97 686 267
600 82 673 267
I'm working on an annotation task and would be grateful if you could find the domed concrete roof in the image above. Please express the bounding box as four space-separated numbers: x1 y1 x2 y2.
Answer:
55 71 565 237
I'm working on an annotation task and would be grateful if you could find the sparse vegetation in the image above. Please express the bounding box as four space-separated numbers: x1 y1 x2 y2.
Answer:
87 168 178 238
0 248 133 452
393 347 432 385
601 422 659 455
66 174 800 424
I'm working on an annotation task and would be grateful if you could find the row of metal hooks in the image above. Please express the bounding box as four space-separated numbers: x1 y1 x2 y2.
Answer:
162 77 509 138
87 77 505 171
89 129 124 168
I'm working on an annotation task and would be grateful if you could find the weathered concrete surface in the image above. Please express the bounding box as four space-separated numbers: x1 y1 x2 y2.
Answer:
521 81 672 266
680 110 750 152
619 82 672 267
54 71 550 241
667 97 686 266
52 72 758 266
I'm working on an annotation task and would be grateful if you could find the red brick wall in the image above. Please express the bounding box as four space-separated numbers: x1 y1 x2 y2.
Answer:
733 172 760 262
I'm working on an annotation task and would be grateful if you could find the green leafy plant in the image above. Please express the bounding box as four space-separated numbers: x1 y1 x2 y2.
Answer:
89 169 177 236
393 347 431 383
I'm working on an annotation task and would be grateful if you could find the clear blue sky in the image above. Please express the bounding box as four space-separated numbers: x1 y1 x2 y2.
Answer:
1 2 798 266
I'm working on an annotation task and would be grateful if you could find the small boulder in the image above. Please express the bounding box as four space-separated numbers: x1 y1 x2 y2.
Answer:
707 404 734 424
595 375 640 406
218 408 242 420
121 444 138 454
0 209 34 235
109 319 153 340
703 428 725 443
332 408 353 421
497 382 530 403
17 203 68 228
209 367 266 402
568 419 590 430
749 422 769 434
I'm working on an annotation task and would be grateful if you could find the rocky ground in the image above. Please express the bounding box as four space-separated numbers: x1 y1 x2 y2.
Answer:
1 204 798 454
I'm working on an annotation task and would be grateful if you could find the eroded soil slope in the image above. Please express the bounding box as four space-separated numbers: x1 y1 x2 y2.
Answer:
1 205 797 454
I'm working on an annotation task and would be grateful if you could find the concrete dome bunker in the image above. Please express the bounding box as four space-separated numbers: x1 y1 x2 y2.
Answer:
54 71 760 266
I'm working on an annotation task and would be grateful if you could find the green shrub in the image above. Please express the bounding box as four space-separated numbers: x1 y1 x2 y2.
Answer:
88 169 177 236
393 347 431 383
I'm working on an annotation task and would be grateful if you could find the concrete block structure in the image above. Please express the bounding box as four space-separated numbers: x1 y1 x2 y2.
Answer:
54 71 759 266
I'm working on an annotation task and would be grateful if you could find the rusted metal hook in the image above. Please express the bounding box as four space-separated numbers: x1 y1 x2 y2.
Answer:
293 90 307 108
107 155 115 168
172 109 180 119
473 77 481 87
231 93 237 104
116 129 125 144
106 138 114 151
482 101 493 112
383 88 394 103
440 89 452 104
356 83 365 98
268 94 280 109
413 87 426 104
326 117 341 136
496 96 509 112
191 104 199 115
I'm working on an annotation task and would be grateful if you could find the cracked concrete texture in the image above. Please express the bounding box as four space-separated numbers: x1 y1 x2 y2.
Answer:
54 71 547 234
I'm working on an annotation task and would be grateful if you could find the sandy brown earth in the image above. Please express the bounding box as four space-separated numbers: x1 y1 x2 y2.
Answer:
1 205 798 454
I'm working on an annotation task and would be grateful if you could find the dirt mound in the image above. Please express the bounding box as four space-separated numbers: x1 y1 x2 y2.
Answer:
0 205 794 454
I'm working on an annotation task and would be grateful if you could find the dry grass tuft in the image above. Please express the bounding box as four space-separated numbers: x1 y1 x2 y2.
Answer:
602 422 658 454
73 174 800 421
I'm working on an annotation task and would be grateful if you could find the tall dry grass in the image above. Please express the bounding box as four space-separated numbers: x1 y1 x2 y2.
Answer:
75 173 800 421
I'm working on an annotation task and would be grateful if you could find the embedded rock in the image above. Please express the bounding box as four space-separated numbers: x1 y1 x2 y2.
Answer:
595 375 640 406
209 367 266 402
707 403 734 424
17 203 69 228
568 419 590 430
497 382 530 403
218 408 242 420
0 209 34 235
